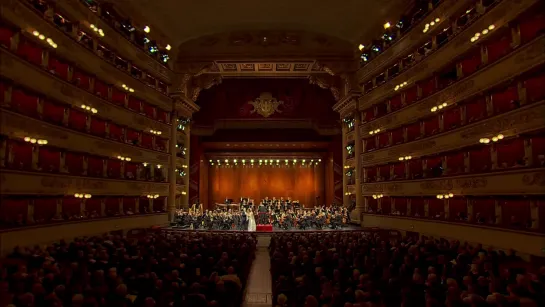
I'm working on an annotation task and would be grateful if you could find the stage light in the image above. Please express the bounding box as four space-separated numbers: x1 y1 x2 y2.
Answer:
259 159 262 163
234 159 237 163
383 22 391 29
302 159 306 163
209 160 212 163
293 159 297 163
269 159 273 163
318 159 321 162
157 164 162 168
276 159 279 163
358 44 365 51
251 159 254 163
225 159 228 163
285 159 288 163
144 26 150 33
166 44 171 50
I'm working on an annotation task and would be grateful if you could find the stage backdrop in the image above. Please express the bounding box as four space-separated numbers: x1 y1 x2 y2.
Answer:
208 165 324 207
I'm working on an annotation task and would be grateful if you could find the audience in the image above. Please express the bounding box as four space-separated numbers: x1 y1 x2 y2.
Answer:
0 231 256 307
269 232 545 307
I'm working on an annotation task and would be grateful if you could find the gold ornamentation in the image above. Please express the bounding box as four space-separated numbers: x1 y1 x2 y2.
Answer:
248 92 283 118
522 172 545 186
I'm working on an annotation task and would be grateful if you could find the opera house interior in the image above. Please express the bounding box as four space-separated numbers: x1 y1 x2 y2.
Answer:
0 0 544 306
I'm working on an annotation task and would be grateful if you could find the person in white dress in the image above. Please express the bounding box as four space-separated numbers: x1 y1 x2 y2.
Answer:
247 209 256 232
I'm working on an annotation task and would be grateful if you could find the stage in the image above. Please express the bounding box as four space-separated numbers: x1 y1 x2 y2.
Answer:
165 224 361 234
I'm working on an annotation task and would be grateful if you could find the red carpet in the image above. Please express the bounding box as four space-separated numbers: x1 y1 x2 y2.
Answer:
256 224 273 232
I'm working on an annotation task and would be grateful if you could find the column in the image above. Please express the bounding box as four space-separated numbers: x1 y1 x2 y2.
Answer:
168 107 177 222
182 124 190 206
342 122 349 206
354 111 363 210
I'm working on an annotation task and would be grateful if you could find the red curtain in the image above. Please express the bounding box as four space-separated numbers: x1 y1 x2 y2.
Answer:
392 162 405 180
11 88 39 117
411 198 425 217
485 34 512 64
501 199 531 227
8 140 33 170
394 197 407 215
390 94 402 112
42 100 65 124
443 106 462 131
0 26 13 48
378 165 390 181
469 146 491 172
143 104 156 118
492 85 518 114
68 108 87 131
362 108 374 123
376 103 387 118
496 138 525 168
38 147 60 172
406 122 421 142
48 56 70 81
111 88 126 106
94 79 109 99
90 117 106 137
472 198 496 223
156 137 166 151
17 39 43 66
381 197 391 214
426 156 442 170
72 69 90 91
367 197 378 212
366 167 377 182
364 137 376 152
141 133 153 149
428 198 444 218
65 152 84 175
107 159 121 178
105 198 120 216
449 198 467 221
85 198 102 217
419 77 436 98
62 197 81 218
126 128 139 145
460 48 481 76
33 198 57 223
519 12 545 44
128 96 142 112
157 109 168 123
423 116 439 137
125 162 137 179
524 72 545 103
465 97 487 123
0 198 27 225
531 136 545 166
404 86 418 105
123 197 136 214
153 197 166 212
108 123 123 142
391 127 404 145
378 132 389 148
209 166 321 206
409 159 422 178
445 151 465 175
87 156 104 177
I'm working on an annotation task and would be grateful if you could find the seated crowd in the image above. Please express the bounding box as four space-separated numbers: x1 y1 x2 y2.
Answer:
270 232 545 307
0 231 256 307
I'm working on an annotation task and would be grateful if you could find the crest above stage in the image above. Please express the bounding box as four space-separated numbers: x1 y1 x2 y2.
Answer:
248 92 283 118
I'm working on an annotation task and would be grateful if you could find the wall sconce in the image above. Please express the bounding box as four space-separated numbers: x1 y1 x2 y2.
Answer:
80 104 98 114
74 193 92 199
147 194 160 199
117 156 131 161
345 192 352 196
89 24 105 37
423 18 441 33
383 22 391 29
150 130 162 135
437 193 454 199
143 162 148 167
470 24 495 42
398 155 412 161
181 191 187 195
144 26 151 33
121 84 134 92
32 30 58 48
394 81 408 91
372 194 384 199
431 102 448 112
369 128 381 135
157 164 162 169
24 137 48 145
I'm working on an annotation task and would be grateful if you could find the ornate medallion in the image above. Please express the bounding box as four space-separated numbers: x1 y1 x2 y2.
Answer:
248 92 283 117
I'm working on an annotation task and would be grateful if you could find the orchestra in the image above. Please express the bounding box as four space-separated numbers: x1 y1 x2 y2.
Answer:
175 196 350 231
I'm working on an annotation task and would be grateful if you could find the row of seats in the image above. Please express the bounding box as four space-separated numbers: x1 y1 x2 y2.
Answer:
362 0 543 95
359 0 442 66
364 71 545 153
0 195 167 228
363 135 544 182
361 7 545 118
24 0 170 87
0 80 169 153
365 196 545 233
0 22 171 125
2 137 167 182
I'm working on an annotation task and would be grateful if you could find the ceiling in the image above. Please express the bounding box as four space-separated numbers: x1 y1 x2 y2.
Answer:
114 0 411 49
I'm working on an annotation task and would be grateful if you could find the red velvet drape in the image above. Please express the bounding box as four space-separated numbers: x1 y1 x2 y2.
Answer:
209 165 323 207
48 56 70 81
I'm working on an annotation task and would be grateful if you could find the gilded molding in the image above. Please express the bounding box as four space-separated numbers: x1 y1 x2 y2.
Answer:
308 75 342 101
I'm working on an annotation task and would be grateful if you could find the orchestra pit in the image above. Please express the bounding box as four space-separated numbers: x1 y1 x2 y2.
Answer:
0 0 544 306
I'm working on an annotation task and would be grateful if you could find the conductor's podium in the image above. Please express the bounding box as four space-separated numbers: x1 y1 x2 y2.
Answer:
257 212 273 232
257 224 273 232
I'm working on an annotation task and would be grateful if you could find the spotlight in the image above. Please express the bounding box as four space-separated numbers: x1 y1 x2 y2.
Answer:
144 26 150 33
166 44 172 51
383 22 391 29
358 44 365 51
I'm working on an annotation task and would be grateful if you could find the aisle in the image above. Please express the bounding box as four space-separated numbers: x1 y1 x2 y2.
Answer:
243 235 273 307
